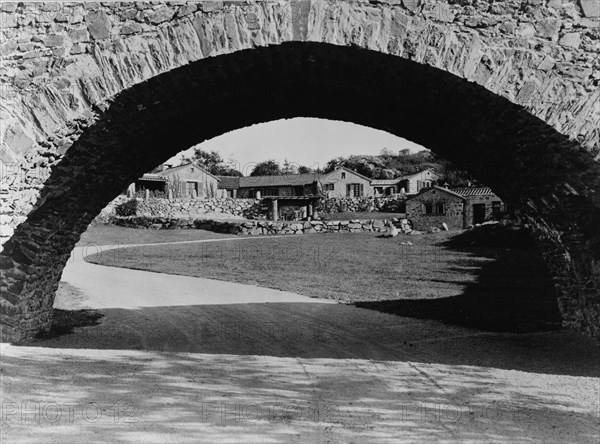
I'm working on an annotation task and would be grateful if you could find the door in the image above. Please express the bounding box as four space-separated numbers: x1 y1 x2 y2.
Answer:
472 204 486 224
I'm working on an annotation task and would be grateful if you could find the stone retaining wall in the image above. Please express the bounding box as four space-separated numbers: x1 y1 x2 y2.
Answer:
317 196 406 213
132 197 264 219
111 216 392 236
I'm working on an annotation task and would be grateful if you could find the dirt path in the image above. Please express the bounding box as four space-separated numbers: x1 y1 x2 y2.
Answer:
2 238 599 443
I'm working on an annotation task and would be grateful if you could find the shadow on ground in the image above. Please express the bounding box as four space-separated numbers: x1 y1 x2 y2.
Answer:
25 300 600 377
355 225 562 333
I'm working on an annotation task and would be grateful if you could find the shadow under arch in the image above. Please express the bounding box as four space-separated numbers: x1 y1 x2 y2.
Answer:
1 41 599 342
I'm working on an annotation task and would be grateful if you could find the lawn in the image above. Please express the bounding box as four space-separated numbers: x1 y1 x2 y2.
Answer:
77 223 235 247
85 225 561 332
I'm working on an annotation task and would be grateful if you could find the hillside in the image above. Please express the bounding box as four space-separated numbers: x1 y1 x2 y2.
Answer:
322 149 478 187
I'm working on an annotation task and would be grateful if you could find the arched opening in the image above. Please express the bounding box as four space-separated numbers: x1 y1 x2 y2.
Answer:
1 42 599 342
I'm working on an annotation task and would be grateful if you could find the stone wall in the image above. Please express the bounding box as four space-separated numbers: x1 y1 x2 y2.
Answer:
131 197 265 219
1 0 599 343
463 194 503 227
1 0 599 237
318 196 406 214
111 215 392 236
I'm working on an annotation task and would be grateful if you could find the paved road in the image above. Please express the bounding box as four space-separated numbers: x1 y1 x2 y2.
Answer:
60 238 337 309
2 238 599 444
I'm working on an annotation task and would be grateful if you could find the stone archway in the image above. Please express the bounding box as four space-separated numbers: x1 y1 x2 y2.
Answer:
1 1 599 342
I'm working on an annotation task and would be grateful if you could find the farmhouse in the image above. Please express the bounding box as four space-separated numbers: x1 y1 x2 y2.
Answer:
370 169 440 196
129 162 222 198
406 185 504 230
321 167 373 198
397 168 439 195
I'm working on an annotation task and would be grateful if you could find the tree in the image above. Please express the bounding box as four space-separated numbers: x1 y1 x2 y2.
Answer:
281 158 297 174
193 148 243 176
298 165 312 174
250 160 281 176
323 157 346 174
379 147 395 157
193 149 223 173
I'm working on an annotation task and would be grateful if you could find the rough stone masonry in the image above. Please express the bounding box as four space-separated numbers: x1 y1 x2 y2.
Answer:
0 0 599 342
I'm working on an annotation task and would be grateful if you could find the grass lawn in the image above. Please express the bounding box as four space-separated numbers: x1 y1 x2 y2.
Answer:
77 223 235 247
85 226 561 332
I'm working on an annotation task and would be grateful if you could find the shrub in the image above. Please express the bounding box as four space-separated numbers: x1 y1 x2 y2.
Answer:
115 199 138 217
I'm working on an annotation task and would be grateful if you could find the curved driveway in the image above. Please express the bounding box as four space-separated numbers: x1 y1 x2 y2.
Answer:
2 237 598 444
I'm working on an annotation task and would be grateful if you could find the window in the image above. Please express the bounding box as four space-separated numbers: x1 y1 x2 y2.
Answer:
424 203 433 214
186 181 198 197
492 201 502 217
325 183 335 191
436 203 445 215
341 172 346 179
346 183 363 197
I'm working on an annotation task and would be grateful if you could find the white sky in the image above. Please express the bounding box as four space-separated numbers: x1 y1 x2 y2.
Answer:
166 118 426 175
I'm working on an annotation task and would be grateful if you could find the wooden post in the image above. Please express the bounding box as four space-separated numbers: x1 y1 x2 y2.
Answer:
308 203 313 218
272 199 278 221
232 189 237 198
144 189 149 201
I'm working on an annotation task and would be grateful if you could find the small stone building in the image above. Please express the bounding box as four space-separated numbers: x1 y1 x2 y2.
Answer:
406 185 504 230
406 186 466 230
452 187 504 225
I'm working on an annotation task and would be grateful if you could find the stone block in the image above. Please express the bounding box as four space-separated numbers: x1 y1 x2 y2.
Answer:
148 7 175 25
579 0 600 18
559 32 581 48
86 10 111 39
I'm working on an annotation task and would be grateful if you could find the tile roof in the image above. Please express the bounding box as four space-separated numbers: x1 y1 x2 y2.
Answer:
238 173 320 188
216 176 240 190
406 185 466 201
451 187 497 197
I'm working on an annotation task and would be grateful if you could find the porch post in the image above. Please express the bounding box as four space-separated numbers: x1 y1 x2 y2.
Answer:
272 198 278 221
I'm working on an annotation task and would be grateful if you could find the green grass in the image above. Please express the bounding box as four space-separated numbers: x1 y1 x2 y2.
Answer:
77 223 234 247
85 225 561 332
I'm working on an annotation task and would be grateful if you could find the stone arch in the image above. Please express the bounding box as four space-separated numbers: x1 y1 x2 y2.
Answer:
1 1 599 342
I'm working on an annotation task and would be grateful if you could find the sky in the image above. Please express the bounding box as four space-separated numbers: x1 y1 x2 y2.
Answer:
165 118 426 175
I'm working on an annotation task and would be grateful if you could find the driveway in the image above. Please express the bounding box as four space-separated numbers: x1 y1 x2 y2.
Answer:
2 238 599 443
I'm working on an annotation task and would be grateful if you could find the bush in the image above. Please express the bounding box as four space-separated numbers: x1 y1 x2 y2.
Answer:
115 199 138 217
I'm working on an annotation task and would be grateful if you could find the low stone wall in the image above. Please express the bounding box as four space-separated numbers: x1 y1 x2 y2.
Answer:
122 197 266 219
318 196 406 213
111 216 392 235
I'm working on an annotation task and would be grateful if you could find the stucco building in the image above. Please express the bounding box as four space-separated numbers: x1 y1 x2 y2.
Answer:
321 167 373 198
398 169 439 195
130 161 222 198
